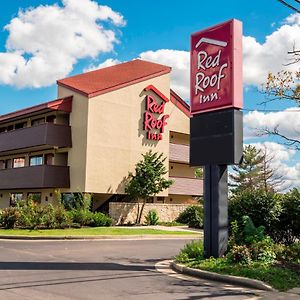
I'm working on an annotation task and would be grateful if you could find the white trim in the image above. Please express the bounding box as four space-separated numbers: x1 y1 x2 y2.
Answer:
195 38 227 48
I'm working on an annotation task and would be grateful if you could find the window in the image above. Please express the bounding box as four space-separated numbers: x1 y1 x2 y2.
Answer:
31 118 45 126
45 153 54 165
30 155 43 166
15 122 27 129
5 159 12 169
13 157 25 168
7 125 14 131
27 193 41 204
0 127 6 133
10 193 23 206
0 160 5 170
46 115 56 123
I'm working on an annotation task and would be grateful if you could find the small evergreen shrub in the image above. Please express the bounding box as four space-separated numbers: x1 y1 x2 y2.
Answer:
145 209 159 225
176 205 203 228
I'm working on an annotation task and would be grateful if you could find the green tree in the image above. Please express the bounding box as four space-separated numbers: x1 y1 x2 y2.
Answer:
125 150 173 224
230 145 282 193
230 145 264 193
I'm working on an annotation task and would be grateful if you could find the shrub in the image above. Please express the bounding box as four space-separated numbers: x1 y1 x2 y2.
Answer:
176 241 204 263
145 209 159 225
90 212 112 227
69 209 94 226
229 189 282 240
227 245 252 265
250 239 276 265
54 206 72 228
176 205 203 228
0 207 20 229
18 200 44 229
275 189 300 244
41 204 56 228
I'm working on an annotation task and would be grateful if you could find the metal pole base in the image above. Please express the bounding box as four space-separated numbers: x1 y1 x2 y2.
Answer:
204 165 228 258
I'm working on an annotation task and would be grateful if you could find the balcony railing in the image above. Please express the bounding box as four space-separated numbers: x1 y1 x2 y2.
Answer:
169 176 203 196
0 123 72 153
0 165 70 189
169 143 189 164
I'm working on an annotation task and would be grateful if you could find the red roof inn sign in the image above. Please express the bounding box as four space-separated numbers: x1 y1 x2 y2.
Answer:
190 19 243 114
143 85 170 141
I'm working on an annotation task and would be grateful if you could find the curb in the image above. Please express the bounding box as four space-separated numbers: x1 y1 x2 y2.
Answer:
0 234 199 241
170 261 276 292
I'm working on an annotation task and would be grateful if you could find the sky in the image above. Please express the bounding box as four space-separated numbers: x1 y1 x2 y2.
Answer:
0 0 299 190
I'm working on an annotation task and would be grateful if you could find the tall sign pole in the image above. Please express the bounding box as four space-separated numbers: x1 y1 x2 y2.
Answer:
190 19 243 258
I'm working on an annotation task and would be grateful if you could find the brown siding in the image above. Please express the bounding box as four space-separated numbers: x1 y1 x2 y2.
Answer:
169 176 203 196
169 143 189 163
0 123 71 154
0 165 70 189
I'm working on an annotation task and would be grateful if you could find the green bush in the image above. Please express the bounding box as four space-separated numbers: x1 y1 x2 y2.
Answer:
53 206 72 228
176 205 203 228
176 240 204 263
68 209 94 226
275 189 300 244
229 189 282 240
90 212 112 227
18 200 44 229
145 209 159 225
0 207 20 229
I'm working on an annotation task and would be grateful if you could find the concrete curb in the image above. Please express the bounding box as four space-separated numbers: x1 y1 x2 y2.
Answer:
0 234 199 241
170 261 276 292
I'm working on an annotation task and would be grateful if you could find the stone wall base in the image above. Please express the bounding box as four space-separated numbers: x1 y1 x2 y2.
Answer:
109 202 195 225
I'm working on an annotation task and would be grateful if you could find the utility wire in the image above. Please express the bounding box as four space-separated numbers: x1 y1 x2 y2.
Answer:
242 108 300 113
277 0 300 13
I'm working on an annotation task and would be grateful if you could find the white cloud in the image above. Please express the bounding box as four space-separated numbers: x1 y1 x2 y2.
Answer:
244 108 300 141
132 13 300 99
249 141 300 191
84 58 120 72
0 0 125 88
139 49 190 99
243 13 300 86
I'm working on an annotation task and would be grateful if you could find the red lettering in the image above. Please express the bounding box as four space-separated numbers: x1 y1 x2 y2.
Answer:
144 111 169 133
146 95 165 114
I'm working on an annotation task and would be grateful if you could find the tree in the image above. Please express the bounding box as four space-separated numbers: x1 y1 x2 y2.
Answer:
259 49 300 150
125 150 173 224
230 145 264 193
230 145 283 193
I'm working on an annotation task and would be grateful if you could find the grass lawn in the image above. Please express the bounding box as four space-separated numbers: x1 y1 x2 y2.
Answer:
181 258 300 291
0 227 199 236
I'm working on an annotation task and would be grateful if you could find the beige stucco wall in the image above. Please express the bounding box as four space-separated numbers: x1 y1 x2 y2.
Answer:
109 202 197 225
57 86 89 192
85 74 172 195
167 102 189 135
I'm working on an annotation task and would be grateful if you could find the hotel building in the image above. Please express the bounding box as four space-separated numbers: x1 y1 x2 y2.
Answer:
0 60 203 213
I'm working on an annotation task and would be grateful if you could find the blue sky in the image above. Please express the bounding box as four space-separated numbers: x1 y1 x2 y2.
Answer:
0 0 299 189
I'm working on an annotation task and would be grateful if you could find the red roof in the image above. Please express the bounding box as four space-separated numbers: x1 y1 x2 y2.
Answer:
0 96 73 124
57 59 171 98
170 89 191 117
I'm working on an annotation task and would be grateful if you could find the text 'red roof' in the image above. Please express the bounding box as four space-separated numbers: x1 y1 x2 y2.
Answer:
57 59 172 98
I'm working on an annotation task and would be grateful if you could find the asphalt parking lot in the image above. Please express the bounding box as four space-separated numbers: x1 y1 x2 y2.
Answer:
0 239 259 299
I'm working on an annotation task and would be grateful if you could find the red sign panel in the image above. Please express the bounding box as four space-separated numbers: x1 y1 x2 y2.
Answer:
190 19 243 114
143 85 169 141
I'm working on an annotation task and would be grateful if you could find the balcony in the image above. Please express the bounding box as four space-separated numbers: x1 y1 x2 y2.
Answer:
169 176 203 196
0 165 70 190
169 143 189 164
0 123 72 154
